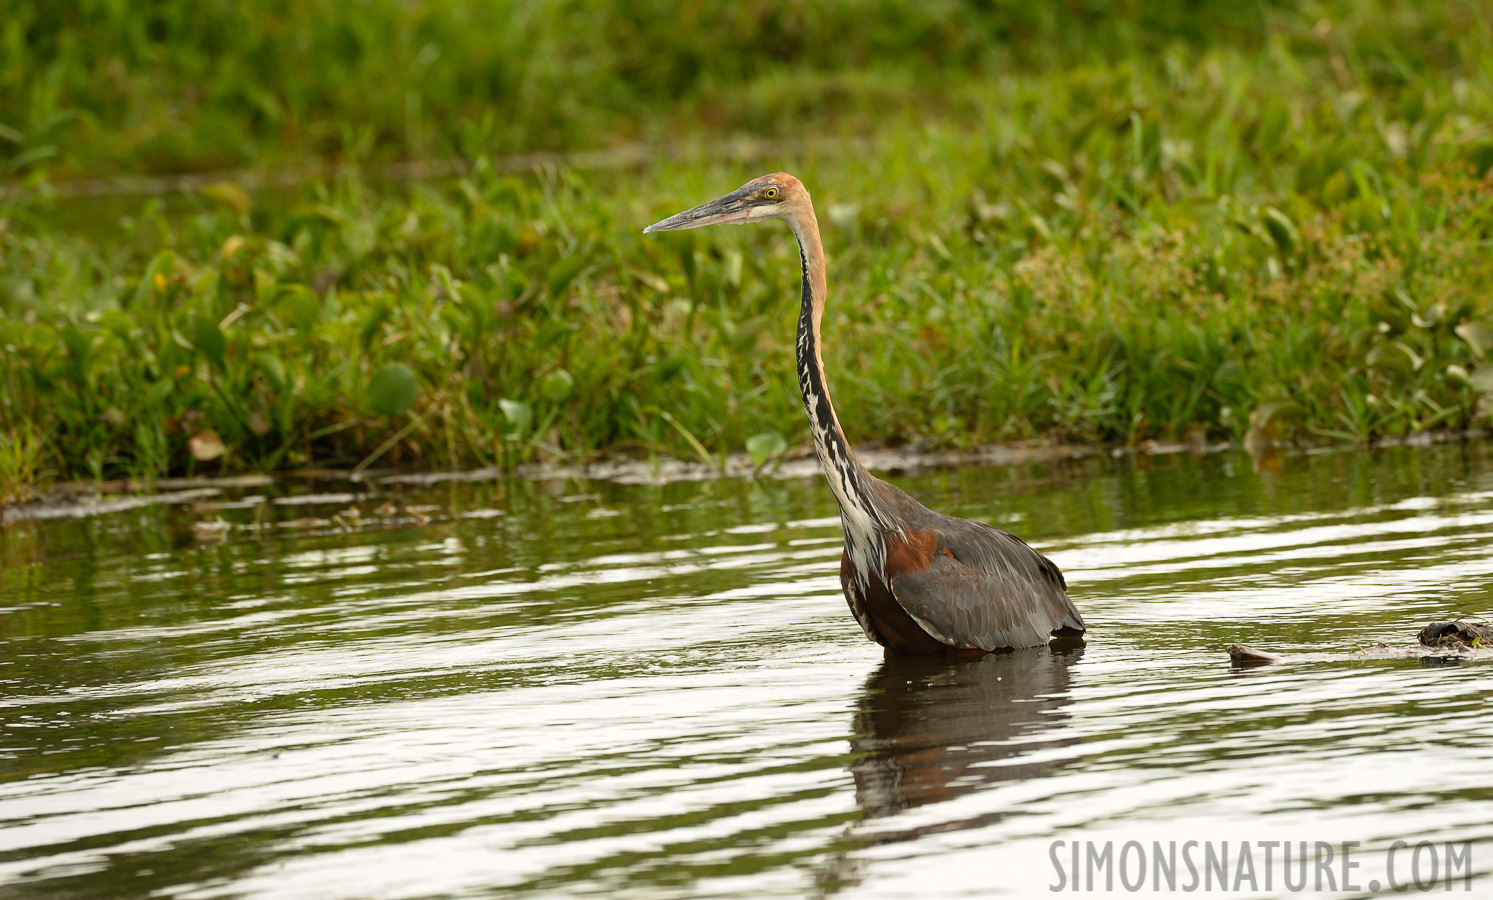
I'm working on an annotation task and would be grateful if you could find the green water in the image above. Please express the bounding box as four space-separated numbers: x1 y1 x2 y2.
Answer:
3 443 1493 897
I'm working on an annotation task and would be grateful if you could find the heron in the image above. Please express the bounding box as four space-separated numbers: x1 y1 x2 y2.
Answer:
645 174 1086 655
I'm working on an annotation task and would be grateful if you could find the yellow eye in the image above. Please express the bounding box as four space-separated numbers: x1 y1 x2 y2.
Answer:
764 187 779 199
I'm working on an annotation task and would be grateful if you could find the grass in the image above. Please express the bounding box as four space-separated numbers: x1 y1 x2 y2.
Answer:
2 0 1317 181
3 0 1493 494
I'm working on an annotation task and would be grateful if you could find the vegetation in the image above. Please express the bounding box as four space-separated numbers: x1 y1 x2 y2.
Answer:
3 0 1493 500
0 0 1356 180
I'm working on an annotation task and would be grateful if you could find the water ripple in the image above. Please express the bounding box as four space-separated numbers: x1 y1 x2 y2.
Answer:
4 446 1493 897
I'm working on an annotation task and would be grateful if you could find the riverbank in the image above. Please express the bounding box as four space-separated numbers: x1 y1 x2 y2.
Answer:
6 427 1487 524
3 1 1492 503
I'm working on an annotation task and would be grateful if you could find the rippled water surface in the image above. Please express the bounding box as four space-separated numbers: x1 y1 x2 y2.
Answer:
4 444 1493 898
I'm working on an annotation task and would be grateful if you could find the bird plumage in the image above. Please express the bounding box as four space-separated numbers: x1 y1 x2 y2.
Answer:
645 173 1086 654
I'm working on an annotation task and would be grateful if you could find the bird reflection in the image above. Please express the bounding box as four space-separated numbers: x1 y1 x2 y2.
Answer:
852 646 1082 816
818 647 1082 893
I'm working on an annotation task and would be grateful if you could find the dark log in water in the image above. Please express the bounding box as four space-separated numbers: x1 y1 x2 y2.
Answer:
1417 620 1493 647
1230 619 1493 666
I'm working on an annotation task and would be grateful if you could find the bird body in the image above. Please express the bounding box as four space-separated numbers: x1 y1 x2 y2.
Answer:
646 174 1085 655
842 480 1084 653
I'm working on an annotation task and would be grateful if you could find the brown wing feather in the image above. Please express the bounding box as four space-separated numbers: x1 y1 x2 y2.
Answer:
887 520 1084 651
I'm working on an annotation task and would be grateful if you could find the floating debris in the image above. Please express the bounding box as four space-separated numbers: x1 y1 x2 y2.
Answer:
154 474 276 490
192 518 231 542
1230 618 1493 665
1227 644 1283 666
276 516 332 530
1417 619 1493 648
272 492 362 507
2 488 221 522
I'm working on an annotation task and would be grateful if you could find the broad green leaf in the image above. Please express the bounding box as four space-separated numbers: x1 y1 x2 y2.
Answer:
277 284 321 331
133 251 175 307
1366 341 1422 374
143 379 173 407
59 326 91 367
359 301 392 347
652 350 689 383
1470 366 1493 394
97 310 136 337
541 368 575 402
1412 301 1446 329
826 204 860 234
498 398 532 435
745 431 788 467
1213 360 1244 385
1388 287 1418 313
1255 98 1289 152
1262 207 1297 256
1455 322 1493 359
254 268 278 306
728 315 770 350
254 353 288 393
1252 400 1303 428
430 263 460 302
201 181 251 216
724 249 744 287
190 313 227 369
191 266 220 297
546 253 588 298
368 363 418 417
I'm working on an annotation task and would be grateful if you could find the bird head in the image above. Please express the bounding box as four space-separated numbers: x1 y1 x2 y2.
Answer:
643 173 806 233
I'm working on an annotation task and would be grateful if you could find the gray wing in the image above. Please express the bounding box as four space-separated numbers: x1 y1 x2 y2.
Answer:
888 521 1084 651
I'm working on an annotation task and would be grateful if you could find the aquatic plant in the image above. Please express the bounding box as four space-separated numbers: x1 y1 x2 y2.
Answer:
2 0 1492 488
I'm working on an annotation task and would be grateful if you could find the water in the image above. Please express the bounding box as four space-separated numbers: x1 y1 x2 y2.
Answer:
3 443 1493 898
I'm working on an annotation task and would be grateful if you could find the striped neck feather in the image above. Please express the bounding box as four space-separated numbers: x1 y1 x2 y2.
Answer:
789 219 886 581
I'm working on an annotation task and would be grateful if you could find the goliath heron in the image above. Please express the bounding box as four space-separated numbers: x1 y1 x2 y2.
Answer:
645 174 1086 655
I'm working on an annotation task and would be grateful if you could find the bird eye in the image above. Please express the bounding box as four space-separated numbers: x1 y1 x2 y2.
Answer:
764 187 779 199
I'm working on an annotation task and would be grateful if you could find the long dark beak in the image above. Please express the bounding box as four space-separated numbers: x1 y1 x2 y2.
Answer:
643 187 752 233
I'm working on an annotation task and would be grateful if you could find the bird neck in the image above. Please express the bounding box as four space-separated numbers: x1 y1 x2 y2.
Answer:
789 211 883 541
